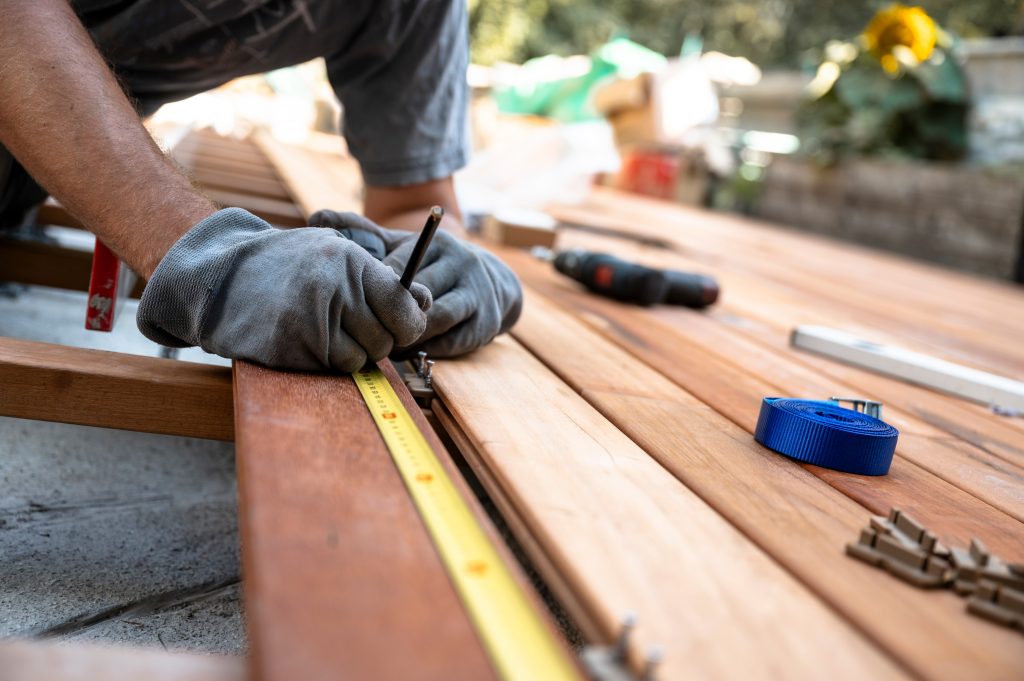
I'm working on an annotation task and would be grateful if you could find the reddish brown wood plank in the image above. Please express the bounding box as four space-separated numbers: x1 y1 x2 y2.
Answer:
506 287 1024 679
0 336 233 440
502 249 1024 560
0 640 243 681
233 360 498 681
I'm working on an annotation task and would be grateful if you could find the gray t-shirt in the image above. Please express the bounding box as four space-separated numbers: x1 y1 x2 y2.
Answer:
72 0 469 186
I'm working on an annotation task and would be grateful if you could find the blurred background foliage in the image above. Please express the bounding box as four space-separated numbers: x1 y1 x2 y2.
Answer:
468 0 1022 68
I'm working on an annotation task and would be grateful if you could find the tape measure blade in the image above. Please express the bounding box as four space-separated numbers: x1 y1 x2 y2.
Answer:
353 366 580 681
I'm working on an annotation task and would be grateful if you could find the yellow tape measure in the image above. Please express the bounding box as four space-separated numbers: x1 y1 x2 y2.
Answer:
353 367 580 681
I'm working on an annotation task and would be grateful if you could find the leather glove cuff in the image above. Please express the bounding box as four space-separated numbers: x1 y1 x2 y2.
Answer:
137 207 271 348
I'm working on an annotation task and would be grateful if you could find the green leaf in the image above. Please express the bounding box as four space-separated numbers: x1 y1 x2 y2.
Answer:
912 51 967 102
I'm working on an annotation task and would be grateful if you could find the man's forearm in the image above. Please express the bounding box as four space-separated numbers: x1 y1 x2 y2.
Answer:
0 0 215 277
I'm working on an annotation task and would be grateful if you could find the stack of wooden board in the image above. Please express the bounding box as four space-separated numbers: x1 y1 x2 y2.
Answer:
3 128 1023 680
248 132 1024 679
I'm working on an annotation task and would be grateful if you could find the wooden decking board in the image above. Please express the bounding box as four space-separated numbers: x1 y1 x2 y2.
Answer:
431 336 907 680
254 131 363 215
506 231 1024 524
186 166 292 201
505 256 1024 559
0 640 244 681
233 360 499 681
202 188 306 227
551 194 1024 374
431 400 606 645
556 214 1024 381
507 288 1024 680
562 189 1024 334
0 336 233 440
246 134 1024 678
580 225 1024 469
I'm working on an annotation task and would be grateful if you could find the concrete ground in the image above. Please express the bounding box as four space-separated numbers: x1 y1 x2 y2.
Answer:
0 284 245 655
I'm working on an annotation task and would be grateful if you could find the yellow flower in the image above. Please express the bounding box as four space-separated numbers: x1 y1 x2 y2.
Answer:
863 5 937 73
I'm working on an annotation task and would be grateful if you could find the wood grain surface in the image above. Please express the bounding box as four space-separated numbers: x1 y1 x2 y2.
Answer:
432 336 906 681
232 360 500 681
506 251 1024 555
0 336 232 440
0 640 244 681
507 288 1024 680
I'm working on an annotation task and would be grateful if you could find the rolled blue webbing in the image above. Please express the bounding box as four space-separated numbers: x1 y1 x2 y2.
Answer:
754 398 899 475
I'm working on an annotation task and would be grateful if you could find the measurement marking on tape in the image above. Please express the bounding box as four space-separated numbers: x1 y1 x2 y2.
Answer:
353 367 579 681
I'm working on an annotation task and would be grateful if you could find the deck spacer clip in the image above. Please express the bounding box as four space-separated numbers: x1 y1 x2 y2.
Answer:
846 508 952 588
967 580 1024 631
828 396 883 420
949 538 1024 595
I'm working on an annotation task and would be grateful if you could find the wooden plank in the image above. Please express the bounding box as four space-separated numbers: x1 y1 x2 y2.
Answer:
504 249 1024 556
548 226 1024 470
173 152 282 183
0 236 92 291
551 191 1024 375
0 236 146 297
430 336 906 680
254 131 363 215
505 286 1024 679
0 336 233 440
509 231 1024 524
232 360 499 681
202 188 306 227
187 166 292 201
0 640 244 681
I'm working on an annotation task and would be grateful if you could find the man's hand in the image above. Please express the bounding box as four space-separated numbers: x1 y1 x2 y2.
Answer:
138 209 432 372
308 209 523 357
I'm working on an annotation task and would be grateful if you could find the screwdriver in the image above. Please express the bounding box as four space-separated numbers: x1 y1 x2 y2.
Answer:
537 247 719 308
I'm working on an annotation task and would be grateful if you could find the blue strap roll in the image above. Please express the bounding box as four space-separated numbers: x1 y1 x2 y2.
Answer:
754 398 898 475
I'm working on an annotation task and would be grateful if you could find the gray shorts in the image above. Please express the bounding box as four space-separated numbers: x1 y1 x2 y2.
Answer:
75 0 470 187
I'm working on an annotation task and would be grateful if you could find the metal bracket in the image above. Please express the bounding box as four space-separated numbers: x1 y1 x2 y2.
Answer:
828 396 883 420
846 508 952 588
580 613 662 681
402 351 435 408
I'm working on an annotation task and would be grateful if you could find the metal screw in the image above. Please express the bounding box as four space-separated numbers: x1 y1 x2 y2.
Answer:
613 611 636 662
642 646 664 681
423 359 435 388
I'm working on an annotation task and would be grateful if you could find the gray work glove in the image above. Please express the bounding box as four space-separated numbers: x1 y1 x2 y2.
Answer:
308 209 523 358
137 208 432 372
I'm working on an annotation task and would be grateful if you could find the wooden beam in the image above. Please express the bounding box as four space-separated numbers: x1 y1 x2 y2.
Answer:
430 335 905 680
0 640 244 681
233 360 500 681
0 236 92 291
0 236 146 297
203 188 306 227
187 166 292 201
0 336 232 440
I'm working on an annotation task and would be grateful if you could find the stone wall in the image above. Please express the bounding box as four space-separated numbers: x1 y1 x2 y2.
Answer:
756 155 1024 281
